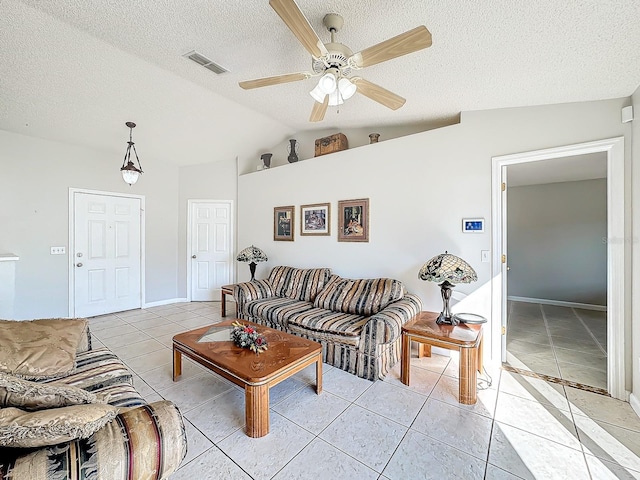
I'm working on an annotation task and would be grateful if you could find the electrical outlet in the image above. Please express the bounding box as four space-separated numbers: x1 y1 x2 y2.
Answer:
481 250 490 263
50 246 66 255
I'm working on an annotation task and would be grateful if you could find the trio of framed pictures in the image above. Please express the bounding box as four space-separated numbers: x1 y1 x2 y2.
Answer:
274 198 369 243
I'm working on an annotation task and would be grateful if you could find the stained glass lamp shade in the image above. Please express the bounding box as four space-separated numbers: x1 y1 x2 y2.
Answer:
419 252 477 325
236 246 268 281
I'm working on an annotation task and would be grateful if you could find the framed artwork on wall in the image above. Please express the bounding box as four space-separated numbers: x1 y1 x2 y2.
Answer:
338 198 369 242
274 205 295 241
300 203 330 236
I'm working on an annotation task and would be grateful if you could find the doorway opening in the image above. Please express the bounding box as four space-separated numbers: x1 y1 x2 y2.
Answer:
504 154 608 392
491 137 626 399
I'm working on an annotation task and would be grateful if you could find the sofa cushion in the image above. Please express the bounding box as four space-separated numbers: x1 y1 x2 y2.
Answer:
314 277 405 316
245 297 314 329
94 383 145 408
283 268 332 302
0 372 99 411
0 403 118 448
267 266 331 301
40 348 133 393
0 319 88 380
267 265 298 297
287 308 369 347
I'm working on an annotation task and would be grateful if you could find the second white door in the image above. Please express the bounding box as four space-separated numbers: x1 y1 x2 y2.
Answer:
190 201 232 301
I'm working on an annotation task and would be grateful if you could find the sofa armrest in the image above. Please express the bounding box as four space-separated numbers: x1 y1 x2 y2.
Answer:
1 400 187 480
360 294 422 351
233 280 274 316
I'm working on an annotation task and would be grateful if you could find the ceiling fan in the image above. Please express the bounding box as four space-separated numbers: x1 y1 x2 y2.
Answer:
239 0 432 122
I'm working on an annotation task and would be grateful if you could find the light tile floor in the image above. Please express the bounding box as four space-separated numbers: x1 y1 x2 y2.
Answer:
89 302 640 479
506 301 607 390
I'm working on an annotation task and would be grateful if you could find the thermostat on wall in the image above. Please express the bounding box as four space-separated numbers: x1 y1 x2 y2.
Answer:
462 218 484 233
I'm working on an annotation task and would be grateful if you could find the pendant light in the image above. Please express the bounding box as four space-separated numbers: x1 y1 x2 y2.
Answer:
120 122 143 186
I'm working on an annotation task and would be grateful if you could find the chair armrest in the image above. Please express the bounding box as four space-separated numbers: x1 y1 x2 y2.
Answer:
1 400 187 480
233 280 274 316
360 294 422 351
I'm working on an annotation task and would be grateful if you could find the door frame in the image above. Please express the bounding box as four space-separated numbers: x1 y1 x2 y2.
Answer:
491 137 626 399
186 199 235 302
68 188 146 317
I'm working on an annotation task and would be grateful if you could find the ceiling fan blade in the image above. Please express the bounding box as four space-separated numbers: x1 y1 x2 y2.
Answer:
309 95 329 122
239 72 309 90
351 78 406 110
269 0 329 59
351 26 432 68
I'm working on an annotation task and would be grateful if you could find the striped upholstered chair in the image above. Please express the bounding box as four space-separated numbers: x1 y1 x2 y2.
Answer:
234 266 422 381
0 320 186 480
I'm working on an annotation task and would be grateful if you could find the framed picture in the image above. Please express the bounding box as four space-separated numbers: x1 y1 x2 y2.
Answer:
300 203 330 236
274 206 294 241
462 218 485 233
338 198 369 242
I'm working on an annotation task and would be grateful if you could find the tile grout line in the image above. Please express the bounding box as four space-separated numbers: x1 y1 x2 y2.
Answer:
571 307 607 356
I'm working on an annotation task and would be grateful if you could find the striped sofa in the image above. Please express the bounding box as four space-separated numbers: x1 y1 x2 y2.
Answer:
234 266 422 381
0 325 187 480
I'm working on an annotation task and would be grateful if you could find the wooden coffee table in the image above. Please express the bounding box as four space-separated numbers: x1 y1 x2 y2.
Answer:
401 311 483 405
172 319 322 437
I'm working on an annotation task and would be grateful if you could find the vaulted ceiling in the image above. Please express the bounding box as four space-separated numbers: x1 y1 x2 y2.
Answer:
2 0 639 167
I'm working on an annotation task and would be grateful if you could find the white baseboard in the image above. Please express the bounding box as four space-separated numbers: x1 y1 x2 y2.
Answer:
630 393 640 418
507 296 606 312
143 298 188 308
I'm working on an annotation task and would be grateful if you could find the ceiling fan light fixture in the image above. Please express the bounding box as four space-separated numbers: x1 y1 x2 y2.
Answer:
327 89 344 106
309 84 326 103
338 77 356 100
318 71 337 94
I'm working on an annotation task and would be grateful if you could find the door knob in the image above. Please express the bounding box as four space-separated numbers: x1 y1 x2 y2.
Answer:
192 255 197 259
76 262 83 267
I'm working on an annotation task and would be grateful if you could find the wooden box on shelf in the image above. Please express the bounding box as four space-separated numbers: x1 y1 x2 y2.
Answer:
314 133 348 157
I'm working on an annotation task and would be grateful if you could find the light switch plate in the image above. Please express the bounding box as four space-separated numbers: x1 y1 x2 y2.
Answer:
50 246 66 255
481 250 490 263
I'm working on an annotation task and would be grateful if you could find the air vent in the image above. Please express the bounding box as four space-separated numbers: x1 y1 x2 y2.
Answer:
183 50 228 75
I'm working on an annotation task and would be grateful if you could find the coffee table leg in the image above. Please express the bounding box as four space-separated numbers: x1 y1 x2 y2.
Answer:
459 346 478 405
173 348 182 381
246 385 269 438
316 355 323 394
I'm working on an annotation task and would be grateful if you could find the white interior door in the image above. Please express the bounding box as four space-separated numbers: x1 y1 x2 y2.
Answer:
73 192 142 317
190 201 232 301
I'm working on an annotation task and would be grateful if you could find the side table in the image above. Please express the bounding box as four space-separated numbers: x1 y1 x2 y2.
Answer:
401 311 483 405
220 284 236 317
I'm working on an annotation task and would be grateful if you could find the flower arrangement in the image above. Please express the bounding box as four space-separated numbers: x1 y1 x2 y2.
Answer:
230 321 268 354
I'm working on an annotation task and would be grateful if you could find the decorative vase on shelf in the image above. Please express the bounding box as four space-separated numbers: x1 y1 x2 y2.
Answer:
369 133 380 144
260 153 272 169
287 139 299 163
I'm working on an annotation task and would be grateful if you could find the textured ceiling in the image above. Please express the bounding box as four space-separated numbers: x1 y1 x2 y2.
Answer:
2 0 640 167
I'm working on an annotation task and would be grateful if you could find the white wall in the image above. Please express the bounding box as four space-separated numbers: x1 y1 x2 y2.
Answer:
0 130 180 318
507 179 607 305
236 98 633 366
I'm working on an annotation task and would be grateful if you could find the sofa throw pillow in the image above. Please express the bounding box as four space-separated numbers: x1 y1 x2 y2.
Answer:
0 403 118 448
314 277 405 316
0 372 99 411
0 318 89 380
